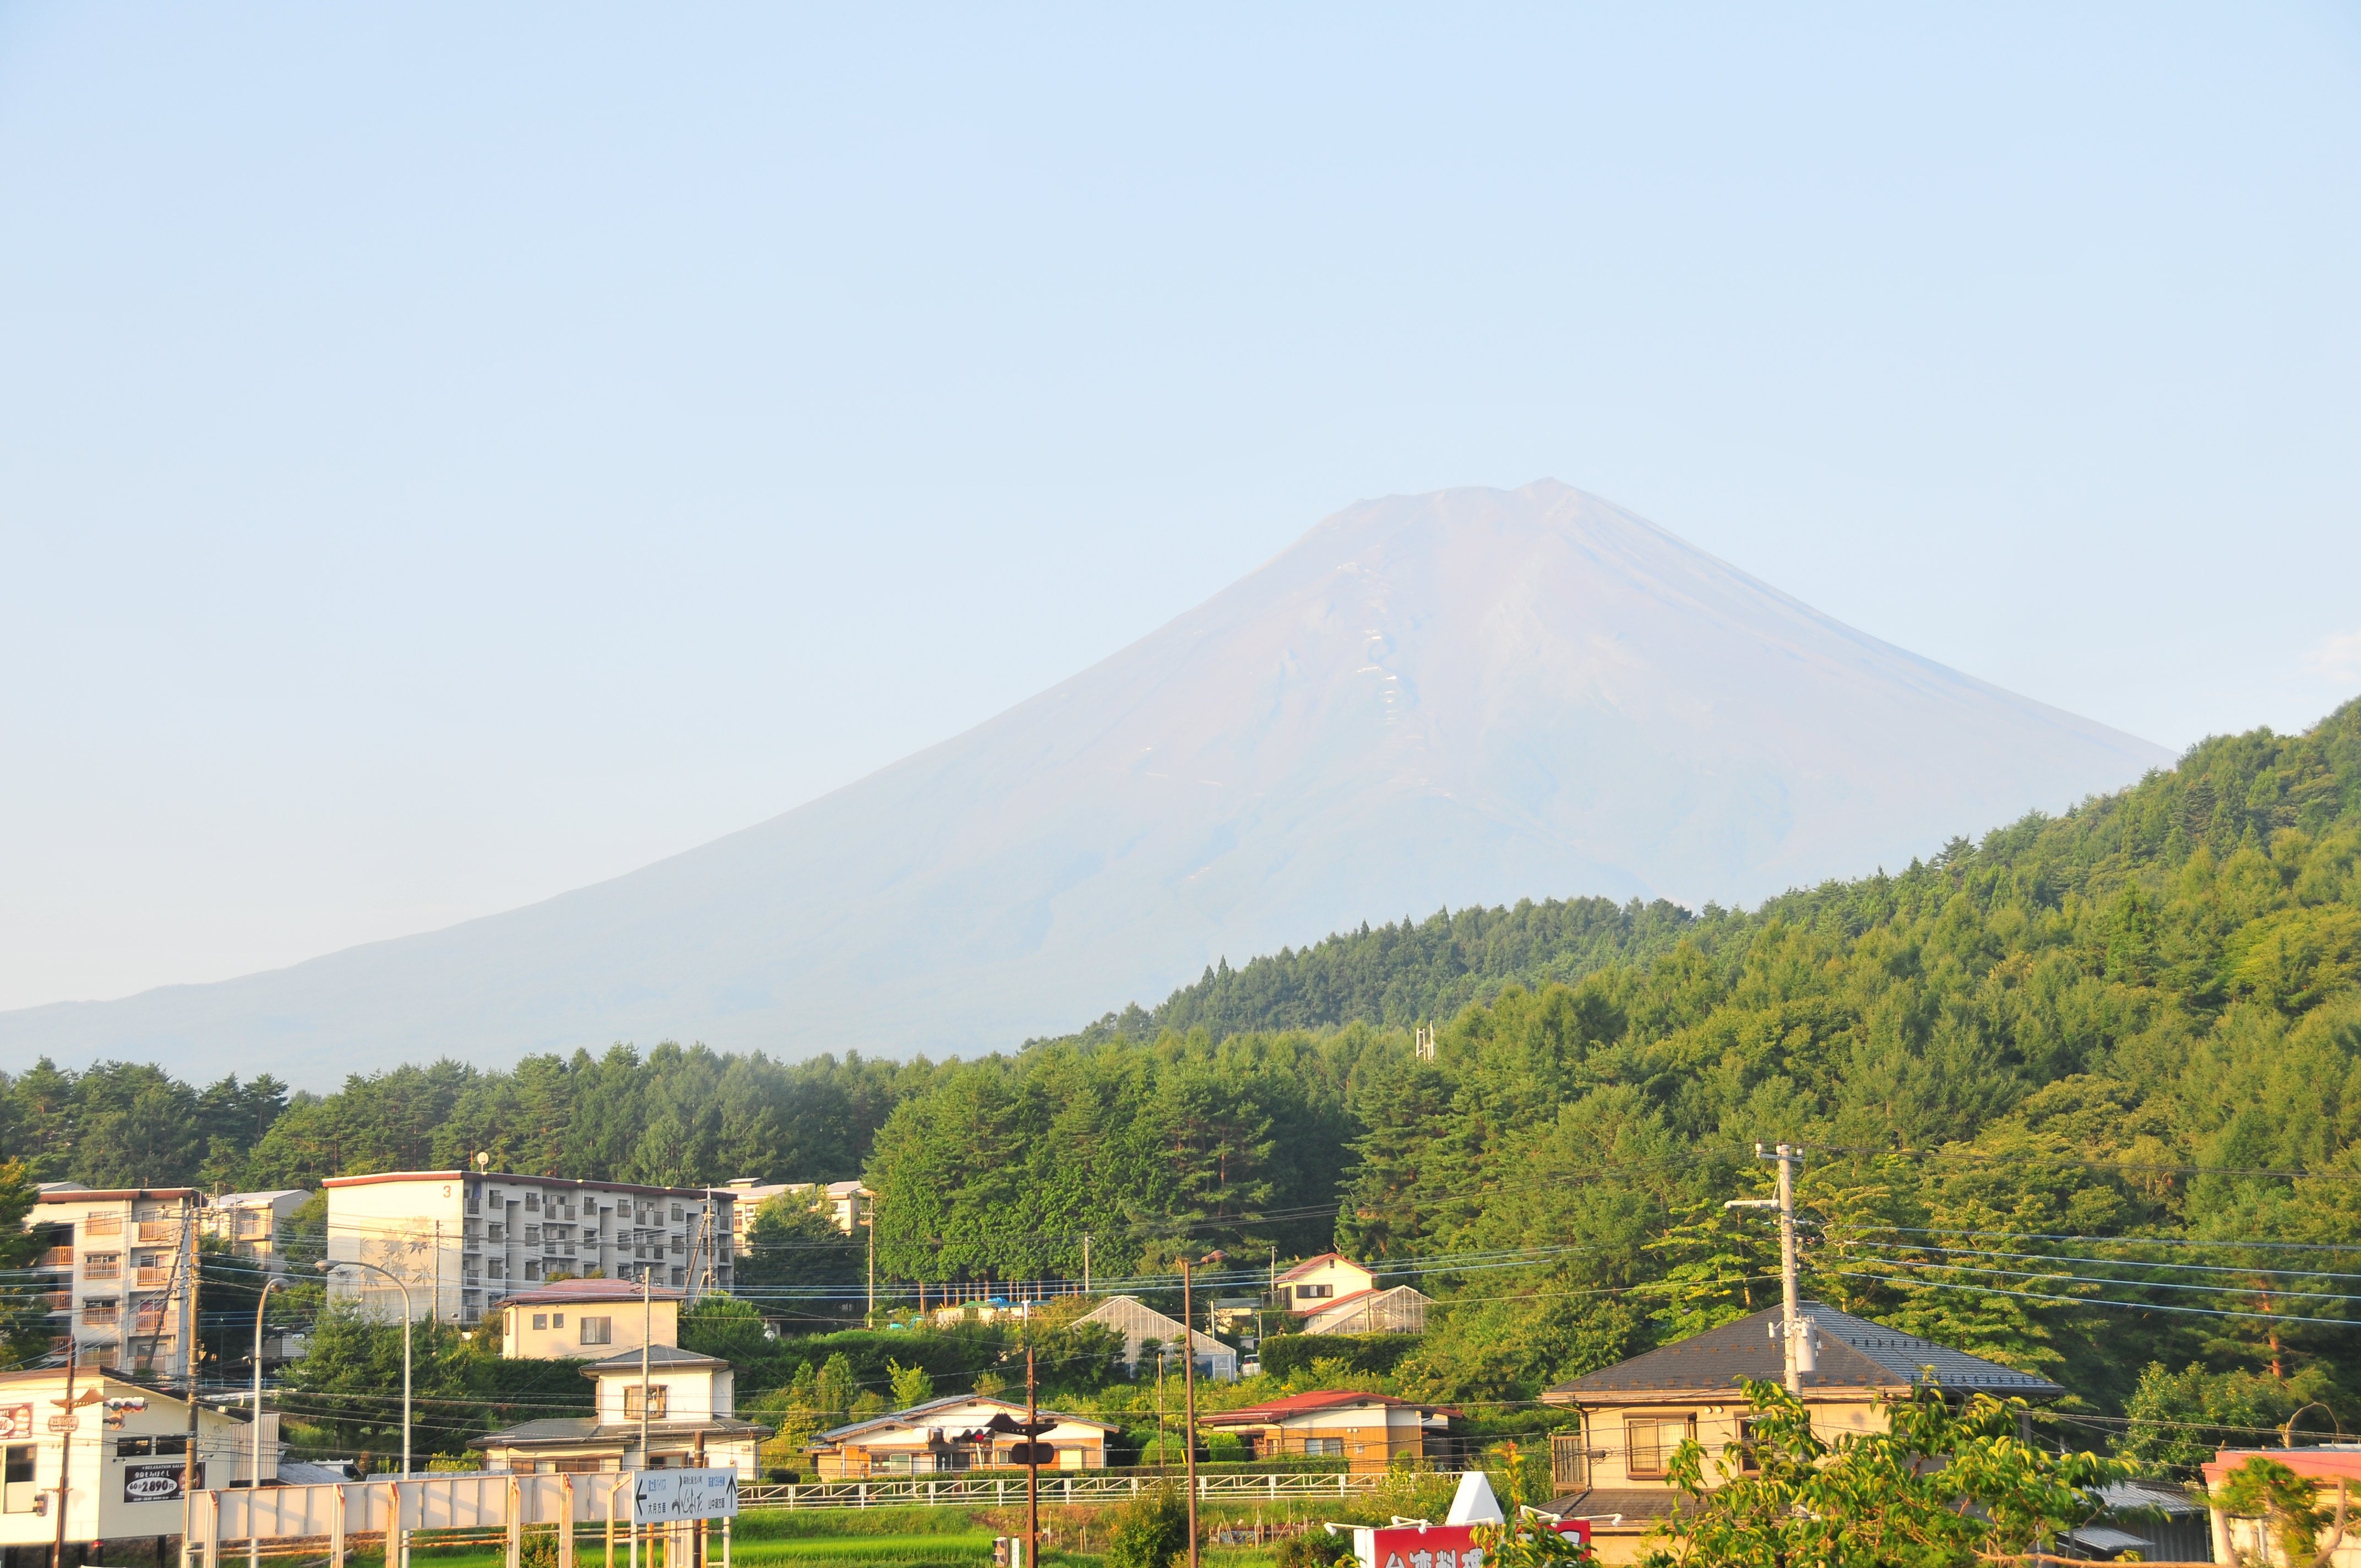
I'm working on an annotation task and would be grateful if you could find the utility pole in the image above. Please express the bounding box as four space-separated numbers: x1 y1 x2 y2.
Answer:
51 1337 78 1568
639 1270 652 1467
1727 1144 1811 1395
1180 1252 1221 1568
864 1196 876 1331
1081 1234 1090 1295
179 1211 202 1568
1024 1340 1039 1568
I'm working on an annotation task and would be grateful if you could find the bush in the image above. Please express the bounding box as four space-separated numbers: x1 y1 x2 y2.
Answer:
1275 1529 1353 1568
1106 1481 1192 1568
1257 1333 1420 1379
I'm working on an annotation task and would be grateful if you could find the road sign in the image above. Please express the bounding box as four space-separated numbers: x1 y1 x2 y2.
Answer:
46 1416 78 1433
632 1469 738 1524
1005 1442 1056 1466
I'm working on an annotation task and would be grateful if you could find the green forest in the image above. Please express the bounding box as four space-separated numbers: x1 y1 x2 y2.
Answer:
7 697 2361 1477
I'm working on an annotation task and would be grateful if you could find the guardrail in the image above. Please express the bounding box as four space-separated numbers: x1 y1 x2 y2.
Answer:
738 1472 1383 1511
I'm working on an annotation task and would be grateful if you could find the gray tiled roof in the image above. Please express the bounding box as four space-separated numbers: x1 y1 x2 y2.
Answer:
1546 1301 2064 1401
1538 1488 1696 1523
482 1417 771 1445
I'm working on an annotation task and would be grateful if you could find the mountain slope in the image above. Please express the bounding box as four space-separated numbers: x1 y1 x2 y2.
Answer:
0 482 2170 1083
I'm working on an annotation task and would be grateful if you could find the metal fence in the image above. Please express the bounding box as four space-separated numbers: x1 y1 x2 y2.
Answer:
738 1472 1383 1511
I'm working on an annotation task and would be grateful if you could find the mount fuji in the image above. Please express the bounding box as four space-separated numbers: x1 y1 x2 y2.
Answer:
0 482 2170 1083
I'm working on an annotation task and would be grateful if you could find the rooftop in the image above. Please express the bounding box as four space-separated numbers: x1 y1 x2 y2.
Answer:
1199 1390 1457 1425
1545 1302 2065 1402
495 1280 686 1308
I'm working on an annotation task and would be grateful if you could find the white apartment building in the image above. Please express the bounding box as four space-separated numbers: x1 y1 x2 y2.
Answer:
202 1189 312 1276
322 1172 735 1327
720 1178 869 1254
24 1186 202 1385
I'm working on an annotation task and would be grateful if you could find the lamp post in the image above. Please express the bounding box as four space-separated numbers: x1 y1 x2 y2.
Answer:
318 1259 414 1478
249 1278 284 1568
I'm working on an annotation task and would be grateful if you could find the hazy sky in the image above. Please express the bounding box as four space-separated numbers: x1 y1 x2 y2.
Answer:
3 5 2357 1015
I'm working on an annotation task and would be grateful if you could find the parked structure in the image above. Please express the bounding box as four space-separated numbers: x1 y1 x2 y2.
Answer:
1537 1300 2064 1564
478 1344 767 1475
721 1178 870 1250
1073 1295 1238 1382
1300 1284 1433 1336
493 1280 684 1360
25 1186 202 1383
0 1365 269 1558
321 1171 735 1327
1196 1391 1457 1473
200 1189 312 1277
807 1396 1118 1477
1273 1254 1378 1316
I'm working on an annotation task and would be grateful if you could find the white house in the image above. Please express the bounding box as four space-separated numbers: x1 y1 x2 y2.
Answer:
1073 1295 1239 1382
478 1344 767 1476
1274 1254 1377 1318
494 1280 684 1360
808 1396 1119 1478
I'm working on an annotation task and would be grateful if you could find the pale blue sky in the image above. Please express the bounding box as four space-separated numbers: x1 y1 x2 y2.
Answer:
3 4 2357 1012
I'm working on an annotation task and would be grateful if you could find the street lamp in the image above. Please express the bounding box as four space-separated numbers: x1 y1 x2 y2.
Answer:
317 1258 415 1478
250 1278 284 1568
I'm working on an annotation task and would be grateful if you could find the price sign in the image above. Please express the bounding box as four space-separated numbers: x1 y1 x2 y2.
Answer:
46 1415 78 1433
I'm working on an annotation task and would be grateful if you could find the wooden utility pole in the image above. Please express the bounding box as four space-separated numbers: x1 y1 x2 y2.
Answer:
863 1197 875 1331
1025 1340 1039 1568
179 1213 203 1568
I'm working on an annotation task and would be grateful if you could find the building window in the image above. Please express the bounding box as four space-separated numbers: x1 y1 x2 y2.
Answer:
1736 1418 1764 1474
623 1386 669 1419
4 1445 33 1511
670 1268 684 1288
525 1226 542 1245
671 1206 683 1223
1626 1415 1695 1479
84 1253 122 1281
532 1314 548 1331
526 1193 541 1211
1302 1438 1343 1457
489 1223 506 1243
552 1313 565 1327
1294 1283 1331 1301
581 1317 612 1346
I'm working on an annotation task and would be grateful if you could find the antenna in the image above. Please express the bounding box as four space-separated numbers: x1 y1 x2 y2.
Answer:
1414 1026 1436 1061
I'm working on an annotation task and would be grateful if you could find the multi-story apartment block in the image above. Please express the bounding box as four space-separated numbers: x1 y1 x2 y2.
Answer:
322 1171 734 1327
720 1178 870 1255
25 1185 201 1385
202 1189 312 1276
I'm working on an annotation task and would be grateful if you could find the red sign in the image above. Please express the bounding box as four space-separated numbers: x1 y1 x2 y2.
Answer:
0 1406 29 1440
1354 1518 1590 1568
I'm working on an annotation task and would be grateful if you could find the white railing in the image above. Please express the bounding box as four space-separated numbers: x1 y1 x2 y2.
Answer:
738 1472 1380 1511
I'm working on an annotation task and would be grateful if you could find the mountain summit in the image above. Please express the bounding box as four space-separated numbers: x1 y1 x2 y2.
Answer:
2 483 2169 1081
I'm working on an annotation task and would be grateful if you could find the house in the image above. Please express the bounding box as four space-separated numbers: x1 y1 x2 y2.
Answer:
478 1344 768 1476
1301 1285 1433 1336
1195 1391 1457 1473
721 1179 871 1250
2059 1478 2213 1562
0 1365 269 1558
494 1280 684 1359
1537 1300 2064 1565
2203 1447 2361 1566
322 1170 736 1327
1073 1295 1239 1381
1274 1254 1377 1317
807 1396 1119 1477
24 1186 203 1384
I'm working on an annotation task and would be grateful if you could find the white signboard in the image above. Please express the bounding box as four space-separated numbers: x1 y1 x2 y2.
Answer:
633 1469 738 1524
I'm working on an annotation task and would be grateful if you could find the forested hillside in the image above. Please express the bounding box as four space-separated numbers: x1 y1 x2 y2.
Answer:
8 699 2359 1457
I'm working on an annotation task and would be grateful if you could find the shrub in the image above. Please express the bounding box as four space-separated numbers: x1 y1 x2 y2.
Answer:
1257 1333 1420 1379
1106 1481 1192 1568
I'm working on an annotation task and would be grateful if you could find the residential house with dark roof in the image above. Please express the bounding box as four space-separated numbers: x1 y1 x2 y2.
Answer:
1537 1301 2064 1565
478 1343 768 1475
1195 1390 1458 1473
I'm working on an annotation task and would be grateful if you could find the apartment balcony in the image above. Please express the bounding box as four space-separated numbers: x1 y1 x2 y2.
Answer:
131 1267 174 1291
81 1308 119 1329
135 1221 180 1244
34 1247 73 1271
40 1292 70 1314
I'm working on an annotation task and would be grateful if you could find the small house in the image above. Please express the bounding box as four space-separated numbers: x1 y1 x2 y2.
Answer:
807 1396 1118 1478
0 1366 267 1558
1538 1300 2064 1565
1274 1254 1377 1317
1073 1295 1239 1381
478 1344 768 1475
1195 1391 1457 1473
494 1279 683 1360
